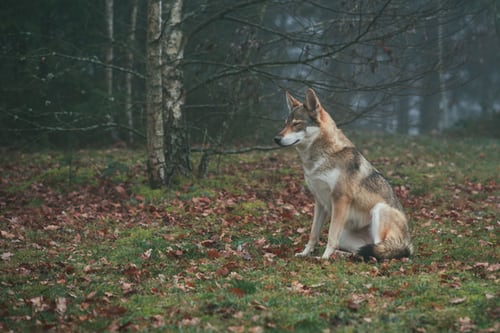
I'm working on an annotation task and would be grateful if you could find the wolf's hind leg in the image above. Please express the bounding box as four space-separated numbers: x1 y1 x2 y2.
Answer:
339 228 371 254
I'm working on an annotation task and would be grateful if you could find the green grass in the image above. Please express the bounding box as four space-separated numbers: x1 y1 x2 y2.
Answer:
0 134 498 332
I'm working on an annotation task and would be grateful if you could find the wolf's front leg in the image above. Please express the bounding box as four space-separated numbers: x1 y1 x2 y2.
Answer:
296 202 328 257
322 196 350 259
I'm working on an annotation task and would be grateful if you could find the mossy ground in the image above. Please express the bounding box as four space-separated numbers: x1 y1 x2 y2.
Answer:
0 134 498 332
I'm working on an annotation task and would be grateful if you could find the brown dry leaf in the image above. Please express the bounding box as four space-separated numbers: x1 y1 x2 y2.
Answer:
85 291 97 301
206 248 220 259
29 296 49 312
449 296 467 305
43 225 60 231
487 263 500 272
228 287 246 298
141 248 153 260
457 316 476 332
228 326 245 333
115 185 127 196
120 281 135 294
1 252 13 261
181 317 201 326
289 280 311 295
0 230 16 239
56 297 67 316
151 314 166 328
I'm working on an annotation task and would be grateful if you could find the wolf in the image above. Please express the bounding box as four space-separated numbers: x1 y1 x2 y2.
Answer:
274 88 413 260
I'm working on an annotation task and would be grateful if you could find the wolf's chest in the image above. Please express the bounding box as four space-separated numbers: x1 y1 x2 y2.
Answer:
304 167 341 209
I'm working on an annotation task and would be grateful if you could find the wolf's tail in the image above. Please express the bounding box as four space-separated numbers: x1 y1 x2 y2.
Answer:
358 238 413 261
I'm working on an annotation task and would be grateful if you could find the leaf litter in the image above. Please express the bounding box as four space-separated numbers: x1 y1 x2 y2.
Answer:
0 138 499 332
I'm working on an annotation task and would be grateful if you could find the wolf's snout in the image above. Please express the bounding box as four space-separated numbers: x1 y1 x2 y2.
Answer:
274 136 282 145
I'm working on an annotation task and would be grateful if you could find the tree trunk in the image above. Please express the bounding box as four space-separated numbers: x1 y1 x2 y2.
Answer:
105 0 118 140
126 0 138 144
396 95 409 135
105 0 114 98
146 0 166 188
437 0 449 130
419 74 440 135
163 0 191 185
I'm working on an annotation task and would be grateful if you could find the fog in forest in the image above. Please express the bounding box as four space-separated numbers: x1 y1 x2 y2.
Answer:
1 0 499 151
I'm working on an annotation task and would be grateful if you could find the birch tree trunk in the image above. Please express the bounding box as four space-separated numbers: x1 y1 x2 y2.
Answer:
146 0 166 188
126 0 138 144
163 0 191 185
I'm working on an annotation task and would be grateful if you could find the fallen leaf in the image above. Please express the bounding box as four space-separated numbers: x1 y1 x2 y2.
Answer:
0 230 16 239
56 297 67 316
449 296 467 305
115 185 127 196
457 316 476 332
346 299 360 311
487 263 500 272
1 252 13 261
207 249 220 259
141 248 153 260
29 296 49 312
151 314 166 328
181 317 201 326
228 287 246 298
85 291 97 301
121 281 135 295
44 225 60 231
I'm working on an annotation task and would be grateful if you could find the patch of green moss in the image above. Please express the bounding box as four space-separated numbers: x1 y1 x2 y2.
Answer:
233 199 267 216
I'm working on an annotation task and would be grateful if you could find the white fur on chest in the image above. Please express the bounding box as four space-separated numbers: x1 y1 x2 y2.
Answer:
304 164 341 210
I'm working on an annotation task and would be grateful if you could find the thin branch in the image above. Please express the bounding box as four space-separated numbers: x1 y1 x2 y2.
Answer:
190 145 280 155
43 52 145 79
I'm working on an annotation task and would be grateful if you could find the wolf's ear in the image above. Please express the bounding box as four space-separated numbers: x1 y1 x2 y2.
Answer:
286 91 301 113
304 88 321 112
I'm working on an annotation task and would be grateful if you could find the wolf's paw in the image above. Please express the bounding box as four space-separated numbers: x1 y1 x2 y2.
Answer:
295 250 311 257
321 247 336 260
295 245 314 257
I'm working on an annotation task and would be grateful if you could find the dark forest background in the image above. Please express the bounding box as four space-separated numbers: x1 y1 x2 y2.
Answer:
1 0 499 152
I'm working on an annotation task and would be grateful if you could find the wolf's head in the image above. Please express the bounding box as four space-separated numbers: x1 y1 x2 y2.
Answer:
274 88 329 147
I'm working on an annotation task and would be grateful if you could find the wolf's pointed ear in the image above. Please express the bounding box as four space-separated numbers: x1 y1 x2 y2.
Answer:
304 88 321 112
286 91 301 113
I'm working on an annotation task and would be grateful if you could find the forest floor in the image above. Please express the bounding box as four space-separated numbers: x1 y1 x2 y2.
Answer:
0 134 498 332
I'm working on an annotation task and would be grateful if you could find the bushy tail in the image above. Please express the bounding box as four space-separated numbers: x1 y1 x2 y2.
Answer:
358 238 413 261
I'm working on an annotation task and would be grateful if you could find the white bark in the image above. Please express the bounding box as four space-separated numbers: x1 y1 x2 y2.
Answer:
163 0 191 184
146 0 166 188
163 0 184 121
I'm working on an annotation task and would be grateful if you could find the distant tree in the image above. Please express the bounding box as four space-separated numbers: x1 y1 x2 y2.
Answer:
125 0 139 144
1 0 499 181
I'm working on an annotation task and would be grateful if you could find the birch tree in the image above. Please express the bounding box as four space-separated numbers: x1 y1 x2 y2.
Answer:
163 0 191 185
146 0 166 188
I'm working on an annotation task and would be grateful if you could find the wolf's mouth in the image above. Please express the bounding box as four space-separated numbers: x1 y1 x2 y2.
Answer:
276 139 300 147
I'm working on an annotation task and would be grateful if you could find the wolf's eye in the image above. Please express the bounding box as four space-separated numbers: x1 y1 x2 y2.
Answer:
292 121 302 128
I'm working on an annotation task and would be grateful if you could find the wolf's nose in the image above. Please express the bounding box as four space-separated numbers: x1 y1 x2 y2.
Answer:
274 136 282 145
